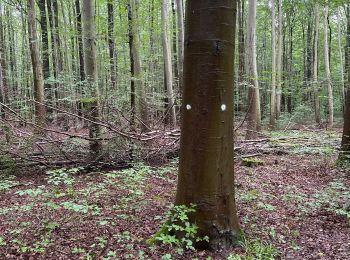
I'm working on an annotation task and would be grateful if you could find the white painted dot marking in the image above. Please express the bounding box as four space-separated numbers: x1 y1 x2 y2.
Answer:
221 104 227 111
186 104 192 110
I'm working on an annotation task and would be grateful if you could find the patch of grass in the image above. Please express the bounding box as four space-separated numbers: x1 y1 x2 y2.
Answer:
228 237 279 260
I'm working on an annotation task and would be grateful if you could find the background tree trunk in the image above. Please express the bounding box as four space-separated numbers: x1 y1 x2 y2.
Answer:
75 0 85 82
176 0 240 250
323 5 333 128
270 0 277 129
276 0 283 118
28 0 46 127
246 0 261 140
82 0 102 157
0 9 8 119
128 0 148 132
161 0 176 128
175 0 184 92
237 0 245 112
107 0 117 90
313 4 321 124
38 0 52 117
337 8 345 114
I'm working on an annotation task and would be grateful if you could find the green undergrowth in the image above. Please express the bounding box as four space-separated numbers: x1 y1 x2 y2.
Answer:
268 130 340 155
227 235 279 260
241 158 265 167
0 160 179 258
147 204 209 253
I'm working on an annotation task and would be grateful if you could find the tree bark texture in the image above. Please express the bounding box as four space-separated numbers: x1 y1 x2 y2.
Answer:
176 0 240 251
245 0 261 140
270 0 277 129
28 0 46 127
323 5 333 128
82 0 102 156
313 4 321 124
161 0 177 128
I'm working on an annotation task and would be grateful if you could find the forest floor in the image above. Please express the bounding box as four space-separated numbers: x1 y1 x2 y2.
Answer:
0 129 349 260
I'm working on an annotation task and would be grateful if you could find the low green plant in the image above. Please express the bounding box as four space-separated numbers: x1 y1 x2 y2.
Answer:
147 204 209 250
308 179 350 221
0 236 6 246
46 167 82 186
227 237 279 260
241 158 264 167
0 178 19 192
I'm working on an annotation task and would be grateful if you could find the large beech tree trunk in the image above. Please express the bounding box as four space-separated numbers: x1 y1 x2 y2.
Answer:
323 5 333 128
28 0 46 127
313 4 321 124
340 4 350 160
175 0 240 250
245 0 261 140
161 0 176 128
82 0 102 157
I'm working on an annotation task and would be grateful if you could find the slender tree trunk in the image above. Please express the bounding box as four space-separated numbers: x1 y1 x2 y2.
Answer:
270 0 277 129
28 0 46 127
171 0 178 82
323 5 333 128
0 9 8 119
176 0 240 250
313 4 321 124
337 8 345 113
304 13 313 101
161 0 176 128
75 0 85 82
128 0 149 131
246 0 261 140
47 0 62 102
175 0 184 92
38 0 53 117
237 0 245 112
276 0 283 118
127 3 135 128
82 0 102 157
107 0 117 90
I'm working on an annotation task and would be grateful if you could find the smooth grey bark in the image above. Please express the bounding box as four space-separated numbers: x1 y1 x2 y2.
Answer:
175 0 184 92
313 4 321 124
270 0 277 129
246 0 261 140
276 0 282 118
175 0 240 250
337 8 345 113
323 5 333 128
161 0 176 128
